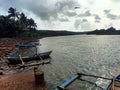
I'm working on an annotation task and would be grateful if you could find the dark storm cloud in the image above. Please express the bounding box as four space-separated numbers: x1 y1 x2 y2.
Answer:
78 10 91 17
18 0 80 21
0 0 80 20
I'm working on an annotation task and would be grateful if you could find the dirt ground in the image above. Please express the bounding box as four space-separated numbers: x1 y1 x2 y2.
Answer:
0 38 48 90
0 38 38 59
0 38 39 74
0 73 48 90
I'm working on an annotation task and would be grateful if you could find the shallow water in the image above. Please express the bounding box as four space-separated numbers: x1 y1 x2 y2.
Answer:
28 35 120 90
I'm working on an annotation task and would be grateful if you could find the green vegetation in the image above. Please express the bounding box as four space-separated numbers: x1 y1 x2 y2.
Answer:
87 27 120 35
0 7 84 38
0 7 37 37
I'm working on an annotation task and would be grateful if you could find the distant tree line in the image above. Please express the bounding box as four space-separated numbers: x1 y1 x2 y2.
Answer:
87 27 120 35
0 7 37 37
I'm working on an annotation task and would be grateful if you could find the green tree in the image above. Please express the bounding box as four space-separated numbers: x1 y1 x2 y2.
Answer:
27 18 37 29
8 7 19 20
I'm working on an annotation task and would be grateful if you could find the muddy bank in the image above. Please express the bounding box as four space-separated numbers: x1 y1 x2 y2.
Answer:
0 37 39 74
0 37 39 59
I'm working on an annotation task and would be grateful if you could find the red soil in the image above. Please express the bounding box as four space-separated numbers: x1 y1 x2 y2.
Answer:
0 38 48 90
0 73 48 90
0 38 38 59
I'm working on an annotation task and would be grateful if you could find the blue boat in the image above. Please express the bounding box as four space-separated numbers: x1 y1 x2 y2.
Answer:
55 73 120 90
15 44 36 48
6 50 52 63
105 74 120 90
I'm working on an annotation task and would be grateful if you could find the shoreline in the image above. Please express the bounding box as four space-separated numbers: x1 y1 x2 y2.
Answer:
0 37 49 90
0 37 40 75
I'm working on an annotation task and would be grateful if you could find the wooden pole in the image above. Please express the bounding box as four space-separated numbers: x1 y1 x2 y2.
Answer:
35 46 43 60
19 60 50 68
34 67 45 85
78 73 112 80
19 55 25 65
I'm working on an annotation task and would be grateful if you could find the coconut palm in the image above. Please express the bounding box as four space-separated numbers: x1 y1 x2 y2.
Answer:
8 7 19 20
27 18 37 29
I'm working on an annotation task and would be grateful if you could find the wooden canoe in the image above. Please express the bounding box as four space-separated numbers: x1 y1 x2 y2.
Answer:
15 44 36 48
6 50 52 63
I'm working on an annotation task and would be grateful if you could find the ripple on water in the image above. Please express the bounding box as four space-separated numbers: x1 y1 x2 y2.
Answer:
31 35 120 90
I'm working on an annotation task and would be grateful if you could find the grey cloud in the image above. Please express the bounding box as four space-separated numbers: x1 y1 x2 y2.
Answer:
74 19 81 29
95 20 100 23
111 0 120 2
82 19 88 22
0 0 79 21
56 0 80 11
65 11 77 17
19 0 80 21
104 10 111 14
94 14 101 23
106 13 118 20
95 15 101 20
74 19 89 29
81 19 91 30
104 10 119 20
58 17 69 22
78 10 91 17
0 0 20 14
81 22 91 31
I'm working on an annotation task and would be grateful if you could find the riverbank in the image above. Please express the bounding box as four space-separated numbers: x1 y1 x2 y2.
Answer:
0 37 39 59
0 37 49 90
0 37 39 75
0 73 48 90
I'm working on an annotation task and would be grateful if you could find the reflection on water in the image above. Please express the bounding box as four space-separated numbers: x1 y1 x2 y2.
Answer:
34 35 120 90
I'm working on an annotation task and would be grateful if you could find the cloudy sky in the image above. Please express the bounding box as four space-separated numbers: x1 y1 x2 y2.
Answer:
0 0 120 32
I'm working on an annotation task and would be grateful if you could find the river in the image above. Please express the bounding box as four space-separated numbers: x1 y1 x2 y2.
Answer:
35 35 120 90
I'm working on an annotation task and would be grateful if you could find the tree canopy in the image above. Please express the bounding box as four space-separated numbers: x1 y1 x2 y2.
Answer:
0 7 37 37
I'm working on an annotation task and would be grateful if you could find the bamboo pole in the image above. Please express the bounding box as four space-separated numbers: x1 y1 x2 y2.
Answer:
19 60 50 68
19 55 25 65
77 73 112 80
35 46 43 60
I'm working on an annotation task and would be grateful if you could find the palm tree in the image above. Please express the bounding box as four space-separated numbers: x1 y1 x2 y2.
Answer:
27 18 37 29
19 12 28 28
8 7 19 20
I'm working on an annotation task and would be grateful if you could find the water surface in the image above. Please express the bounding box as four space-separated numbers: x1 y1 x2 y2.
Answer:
36 35 120 90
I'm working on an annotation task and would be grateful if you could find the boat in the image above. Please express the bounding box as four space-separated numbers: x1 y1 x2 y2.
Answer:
55 72 120 90
105 74 120 90
15 44 36 48
6 50 52 63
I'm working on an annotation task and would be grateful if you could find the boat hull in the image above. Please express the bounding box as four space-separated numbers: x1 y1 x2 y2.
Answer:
6 51 52 63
